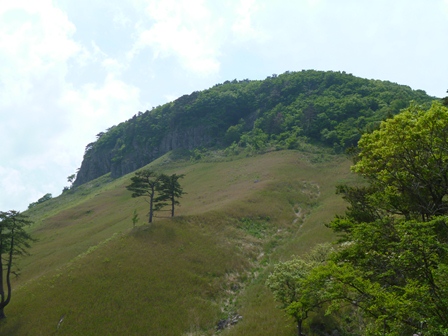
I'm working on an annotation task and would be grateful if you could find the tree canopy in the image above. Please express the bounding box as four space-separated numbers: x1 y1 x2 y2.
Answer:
126 170 185 223
0 211 33 319
28 193 52 209
269 102 448 334
352 102 448 221
154 173 186 217
126 170 161 224
266 244 334 336
75 70 434 186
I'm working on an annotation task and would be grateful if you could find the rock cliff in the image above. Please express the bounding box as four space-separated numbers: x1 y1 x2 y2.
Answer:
74 125 213 186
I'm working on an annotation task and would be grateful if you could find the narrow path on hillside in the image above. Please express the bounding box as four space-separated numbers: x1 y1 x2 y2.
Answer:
292 181 321 228
292 205 303 225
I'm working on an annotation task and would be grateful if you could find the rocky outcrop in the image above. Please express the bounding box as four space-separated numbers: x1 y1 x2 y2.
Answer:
74 150 113 187
159 125 213 152
74 125 213 186
216 313 243 331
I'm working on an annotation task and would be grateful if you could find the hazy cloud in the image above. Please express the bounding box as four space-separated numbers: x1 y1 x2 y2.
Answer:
0 1 80 105
0 0 143 209
231 0 266 43
129 0 223 75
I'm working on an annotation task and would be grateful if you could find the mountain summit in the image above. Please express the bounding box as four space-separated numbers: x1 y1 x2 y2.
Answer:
74 70 433 186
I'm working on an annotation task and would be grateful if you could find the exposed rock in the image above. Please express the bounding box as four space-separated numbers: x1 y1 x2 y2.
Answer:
216 313 243 331
74 125 213 186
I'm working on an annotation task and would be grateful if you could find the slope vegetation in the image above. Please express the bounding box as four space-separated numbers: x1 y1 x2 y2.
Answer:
74 70 433 186
1 149 354 335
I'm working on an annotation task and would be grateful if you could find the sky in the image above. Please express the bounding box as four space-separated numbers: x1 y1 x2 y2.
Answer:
1 0 447 211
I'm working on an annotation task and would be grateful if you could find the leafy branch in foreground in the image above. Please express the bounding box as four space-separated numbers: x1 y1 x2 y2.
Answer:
269 102 448 335
330 102 448 334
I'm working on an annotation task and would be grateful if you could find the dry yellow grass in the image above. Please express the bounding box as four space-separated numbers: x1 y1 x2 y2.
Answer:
1 149 356 335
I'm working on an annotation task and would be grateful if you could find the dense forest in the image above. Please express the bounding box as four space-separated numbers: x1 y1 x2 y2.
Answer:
267 101 448 335
74 70 433 186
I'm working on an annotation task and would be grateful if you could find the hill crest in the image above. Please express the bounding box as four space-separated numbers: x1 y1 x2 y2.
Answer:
73 70 434 186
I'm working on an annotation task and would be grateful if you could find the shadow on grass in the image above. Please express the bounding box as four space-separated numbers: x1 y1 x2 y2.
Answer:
0 318 23 335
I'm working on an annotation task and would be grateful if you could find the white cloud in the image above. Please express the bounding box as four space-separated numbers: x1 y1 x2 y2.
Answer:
102 57 127 76
0 1 144 210
129 0 222 75
443 0 448 15
164 93 181 103
0 1 82 210
231 0 266 43
0 1 81 106
111 5 133 28
0 166 27 210
59 74 143 142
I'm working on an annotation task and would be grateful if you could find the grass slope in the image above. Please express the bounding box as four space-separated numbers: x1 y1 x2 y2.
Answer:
0 150 355 335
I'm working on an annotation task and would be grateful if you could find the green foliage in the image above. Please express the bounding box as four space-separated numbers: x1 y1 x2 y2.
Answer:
131 209 139 228
331 102 448 332
442 90 448 107
324 103 448 334
238 217 268 238
324 217 448 334
76 70 434 186
353 102 448 220
154 173 186 217
239 128 269 154
126 169 161 223
127 170 186 222
0 211 33 319
267 102 448 334
224 118 246 145
28 193 52 209
67 174 76 184
189 148 206 162
266 244 334 334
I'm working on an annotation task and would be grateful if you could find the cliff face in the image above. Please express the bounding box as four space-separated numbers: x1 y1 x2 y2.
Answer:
74 150 113 186
74 125 213 186
110 125 213 177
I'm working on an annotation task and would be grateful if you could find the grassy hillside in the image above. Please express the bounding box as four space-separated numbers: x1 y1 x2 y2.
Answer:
0 149 355 335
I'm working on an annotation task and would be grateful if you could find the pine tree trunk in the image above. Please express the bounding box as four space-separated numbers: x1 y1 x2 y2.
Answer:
297 319 303 336
148 201 153 223
0 249 5 321
149 188 154 223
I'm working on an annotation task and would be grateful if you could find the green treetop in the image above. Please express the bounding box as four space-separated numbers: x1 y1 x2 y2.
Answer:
269 102 448 334
126 170 162 223
154 173 186 217
352 101 448 221
0 211 34 320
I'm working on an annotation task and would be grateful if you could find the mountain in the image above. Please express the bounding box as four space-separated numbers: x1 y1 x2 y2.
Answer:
0 71 440 335
74 70 434 187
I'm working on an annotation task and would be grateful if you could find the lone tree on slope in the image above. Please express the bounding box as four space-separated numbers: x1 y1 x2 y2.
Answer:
154 173 186 217
0 210 33 320
126 170 162 223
